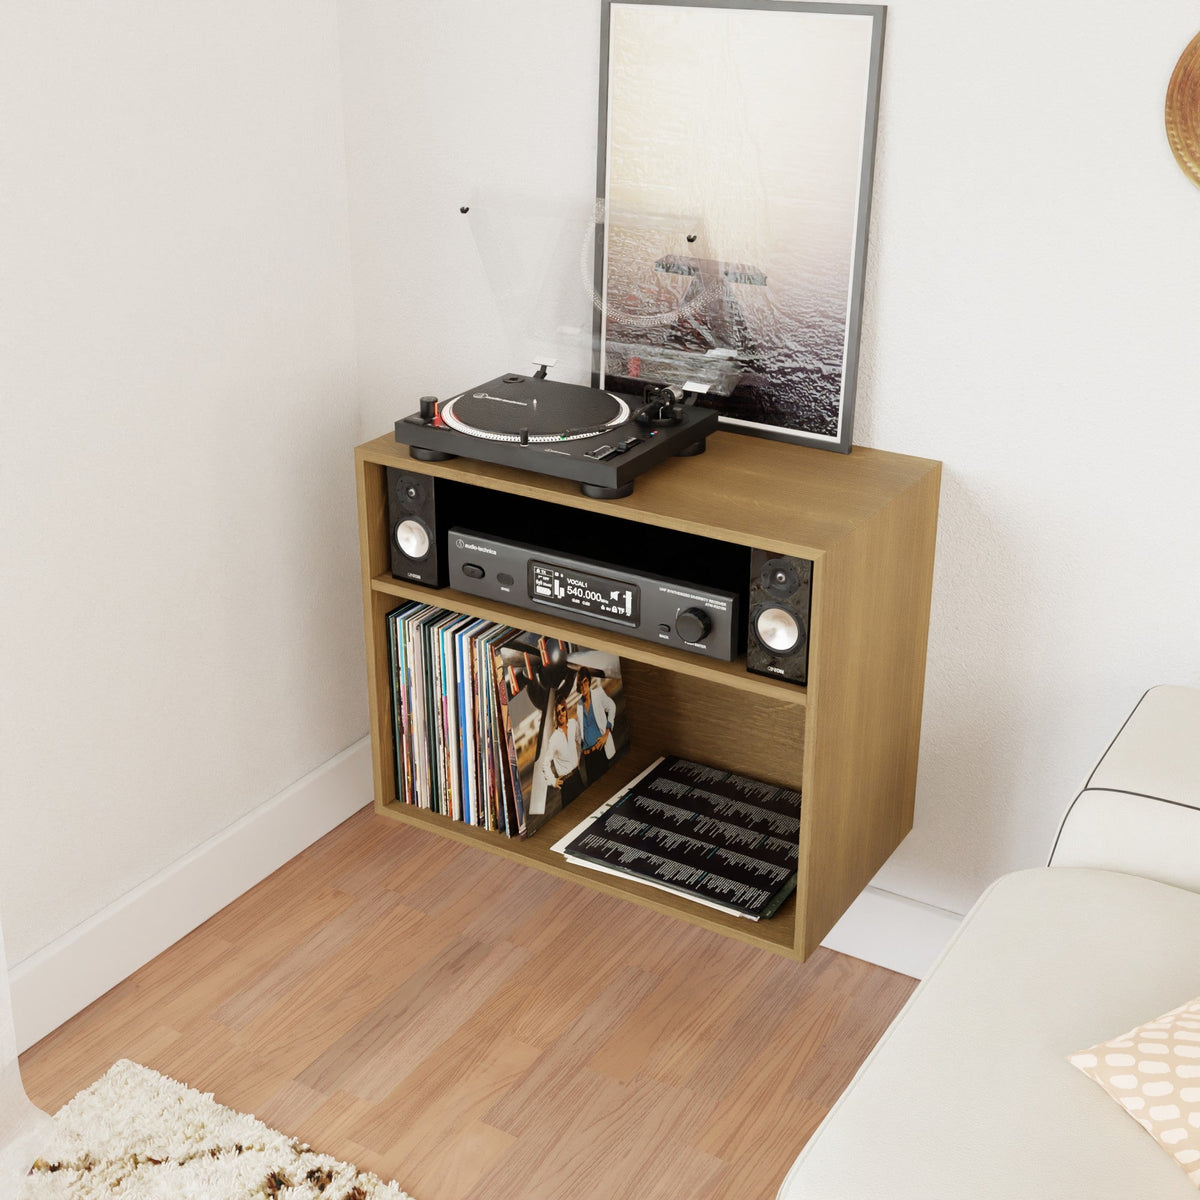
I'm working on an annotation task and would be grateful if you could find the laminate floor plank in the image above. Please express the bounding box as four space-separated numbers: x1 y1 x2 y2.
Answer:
298 936 531 1102
19 807 916 1200
405 1119 518 1200
211 886 409 1026
467 1074 697 1200
357 1035 540 1161
586 936 770 1087
790 964 916 1109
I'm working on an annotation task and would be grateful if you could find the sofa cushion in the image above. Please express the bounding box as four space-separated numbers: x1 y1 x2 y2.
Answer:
1051 687 1200 893
1087 685 1200 807
777 867 1200 1200
1051 789 1200 895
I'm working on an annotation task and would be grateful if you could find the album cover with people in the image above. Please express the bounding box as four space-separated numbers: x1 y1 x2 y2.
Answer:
492 635 630 838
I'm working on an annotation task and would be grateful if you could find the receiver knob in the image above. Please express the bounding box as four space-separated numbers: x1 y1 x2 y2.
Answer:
675 607 712 644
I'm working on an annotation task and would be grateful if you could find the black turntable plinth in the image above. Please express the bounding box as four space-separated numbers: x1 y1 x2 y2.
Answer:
393 372 719 498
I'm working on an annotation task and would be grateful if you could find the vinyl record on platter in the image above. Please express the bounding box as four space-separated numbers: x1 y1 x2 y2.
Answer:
440 378 629 443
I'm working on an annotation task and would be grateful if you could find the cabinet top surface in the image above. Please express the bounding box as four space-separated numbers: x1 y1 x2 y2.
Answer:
357 430 940 554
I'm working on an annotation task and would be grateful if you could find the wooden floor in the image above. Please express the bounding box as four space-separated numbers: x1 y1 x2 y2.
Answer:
19 807 914 1200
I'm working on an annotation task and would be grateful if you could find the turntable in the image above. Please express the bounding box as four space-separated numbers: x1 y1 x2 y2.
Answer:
393 369 719 498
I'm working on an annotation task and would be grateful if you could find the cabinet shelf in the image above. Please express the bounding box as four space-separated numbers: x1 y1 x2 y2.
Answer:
377 746 798 954
355 430 941 960
369 572 806 705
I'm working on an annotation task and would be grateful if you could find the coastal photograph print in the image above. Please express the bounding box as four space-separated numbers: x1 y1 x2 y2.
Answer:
596 0 886 451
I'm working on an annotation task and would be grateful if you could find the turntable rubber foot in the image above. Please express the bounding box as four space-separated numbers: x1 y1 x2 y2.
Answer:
675 438 707 457
410 447 456 462
580 481 635 499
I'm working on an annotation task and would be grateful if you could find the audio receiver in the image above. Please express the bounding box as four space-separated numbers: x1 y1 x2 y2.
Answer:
446 527 741 661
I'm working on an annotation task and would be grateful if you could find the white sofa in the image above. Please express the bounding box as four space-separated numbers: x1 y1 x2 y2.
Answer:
779 684 1200 1200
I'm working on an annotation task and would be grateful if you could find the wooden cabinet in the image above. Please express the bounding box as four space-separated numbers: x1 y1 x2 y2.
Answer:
355 430 940 960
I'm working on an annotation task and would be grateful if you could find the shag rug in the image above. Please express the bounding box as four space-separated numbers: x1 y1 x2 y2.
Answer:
18 1059 415 1199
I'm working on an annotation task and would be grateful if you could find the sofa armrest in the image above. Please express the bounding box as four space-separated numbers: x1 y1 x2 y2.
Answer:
1050 685 1200 892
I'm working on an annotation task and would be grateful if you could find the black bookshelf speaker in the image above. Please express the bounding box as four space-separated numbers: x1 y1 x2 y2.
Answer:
746 550 813 686
386 467 446 587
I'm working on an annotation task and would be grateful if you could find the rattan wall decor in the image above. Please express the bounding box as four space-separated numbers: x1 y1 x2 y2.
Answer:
1166 30 1200 188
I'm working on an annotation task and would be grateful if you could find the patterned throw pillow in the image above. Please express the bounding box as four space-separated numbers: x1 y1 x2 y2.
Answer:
1070 995 1200 1189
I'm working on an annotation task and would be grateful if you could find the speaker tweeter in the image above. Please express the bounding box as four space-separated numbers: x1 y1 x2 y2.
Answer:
746 550 812 686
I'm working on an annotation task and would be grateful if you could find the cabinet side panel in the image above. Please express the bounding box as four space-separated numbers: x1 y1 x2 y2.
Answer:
799 465 941 956
357 455 392 582
357 454 395 811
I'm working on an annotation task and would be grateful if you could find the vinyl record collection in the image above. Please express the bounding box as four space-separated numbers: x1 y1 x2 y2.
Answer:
386 602 628 839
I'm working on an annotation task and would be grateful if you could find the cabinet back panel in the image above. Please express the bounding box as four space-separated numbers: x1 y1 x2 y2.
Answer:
621 659 804 790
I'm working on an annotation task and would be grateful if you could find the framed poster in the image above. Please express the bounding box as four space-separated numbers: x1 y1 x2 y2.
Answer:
594 0 886 452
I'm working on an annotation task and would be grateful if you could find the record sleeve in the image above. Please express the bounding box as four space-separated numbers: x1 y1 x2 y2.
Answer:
555 755 800 919
491 635 629 838
386 602 424 806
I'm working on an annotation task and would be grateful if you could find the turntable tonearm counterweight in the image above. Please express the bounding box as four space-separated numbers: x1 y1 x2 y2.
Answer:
393 370 719 499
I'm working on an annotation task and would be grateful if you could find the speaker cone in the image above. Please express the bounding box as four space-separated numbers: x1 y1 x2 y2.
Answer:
754 605 802 655
394 517 431 560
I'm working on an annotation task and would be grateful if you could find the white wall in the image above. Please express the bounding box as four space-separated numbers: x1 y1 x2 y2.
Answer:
859 1 1200 913
0 1 364 970
339 0 1200 926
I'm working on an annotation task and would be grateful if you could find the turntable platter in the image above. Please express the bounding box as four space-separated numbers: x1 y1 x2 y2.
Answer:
440 375 630 443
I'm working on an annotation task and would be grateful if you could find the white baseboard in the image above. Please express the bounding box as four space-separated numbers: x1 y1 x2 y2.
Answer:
825 888 964 979
11 737 373 1054
820 885 963 979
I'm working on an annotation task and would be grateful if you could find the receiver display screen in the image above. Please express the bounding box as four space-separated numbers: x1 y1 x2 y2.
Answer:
528 560 640 626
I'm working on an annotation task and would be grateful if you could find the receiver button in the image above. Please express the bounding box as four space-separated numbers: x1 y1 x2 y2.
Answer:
461 563 486 579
